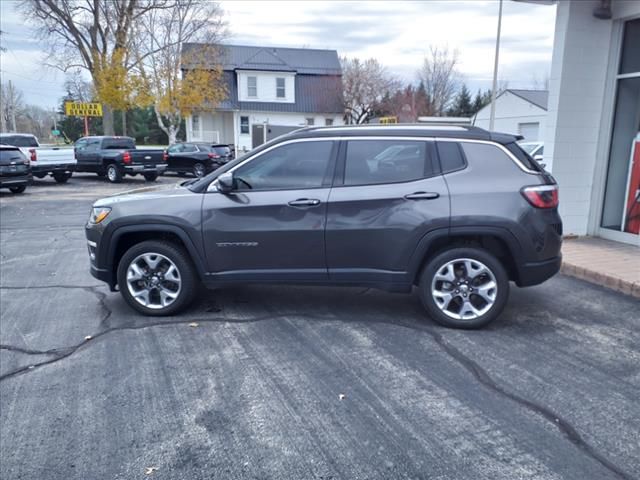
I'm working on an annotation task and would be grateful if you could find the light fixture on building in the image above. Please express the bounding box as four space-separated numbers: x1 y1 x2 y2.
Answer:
593 0 612 19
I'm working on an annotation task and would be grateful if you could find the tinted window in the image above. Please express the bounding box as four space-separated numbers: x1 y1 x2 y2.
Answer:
344 140 432 186
85 139 101 151
436 142 466 173
182 144 197 153
0 148 26 162
503 142 542 171
0 135 38 147
234 141 333 190
168 144 183 153
213 146 231 156
102 138 135 150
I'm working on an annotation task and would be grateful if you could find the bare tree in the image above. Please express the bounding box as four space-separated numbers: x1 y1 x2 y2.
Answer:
0 81 24 132
131 0 227 144
341 57 398 124
63 69 95 102
19 0 173 135
417 46 461 116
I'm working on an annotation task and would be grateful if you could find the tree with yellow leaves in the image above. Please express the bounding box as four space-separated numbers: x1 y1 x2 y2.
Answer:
131 1 227 144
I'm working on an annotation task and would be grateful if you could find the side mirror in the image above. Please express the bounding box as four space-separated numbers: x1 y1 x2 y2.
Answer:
217 171 234 193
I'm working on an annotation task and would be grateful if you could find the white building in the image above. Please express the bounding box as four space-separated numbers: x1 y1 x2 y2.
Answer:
473 89 548 142
182 44 344 154
543 0 639 244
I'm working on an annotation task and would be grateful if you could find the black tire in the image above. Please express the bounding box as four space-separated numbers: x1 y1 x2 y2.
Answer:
53 172 71 183
418 247 509 329
9 185 26 194
192 162 205 178
143 172 159 182
34 173 47 179
106 163 122 183
117 240 198 316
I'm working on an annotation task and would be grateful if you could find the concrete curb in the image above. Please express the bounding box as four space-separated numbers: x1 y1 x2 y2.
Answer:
561 262 640 298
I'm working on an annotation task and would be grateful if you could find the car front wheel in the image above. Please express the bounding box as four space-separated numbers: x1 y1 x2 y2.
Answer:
419 247 509 329
9 185 27 194
117 240 198 316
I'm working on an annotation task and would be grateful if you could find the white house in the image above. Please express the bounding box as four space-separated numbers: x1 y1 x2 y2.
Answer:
541 0 639 244
473 89 548 142
182 44 345 153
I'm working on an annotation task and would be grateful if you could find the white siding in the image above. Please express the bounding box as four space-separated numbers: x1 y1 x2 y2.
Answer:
236 71 296 103
473 91 547 141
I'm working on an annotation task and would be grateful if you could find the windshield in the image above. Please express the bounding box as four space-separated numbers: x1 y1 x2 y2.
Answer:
0 135 38 148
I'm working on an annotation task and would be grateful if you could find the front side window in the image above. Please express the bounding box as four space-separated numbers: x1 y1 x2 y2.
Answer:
344 140 433 186
233 141 333 191
168 144 183 154
182 144 197 153
240 116 249 134
276 77 285 98
247 76 257 97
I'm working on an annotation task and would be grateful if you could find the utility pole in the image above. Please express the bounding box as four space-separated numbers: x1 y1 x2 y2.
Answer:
8 80 17 132
489 0 503 132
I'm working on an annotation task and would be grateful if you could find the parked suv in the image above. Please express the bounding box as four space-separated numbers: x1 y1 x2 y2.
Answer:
0 145 32 193
164 142 234 177
85 125 562 328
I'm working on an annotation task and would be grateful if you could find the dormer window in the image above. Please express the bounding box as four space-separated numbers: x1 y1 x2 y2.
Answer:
276 77 285 98
247 76 257 97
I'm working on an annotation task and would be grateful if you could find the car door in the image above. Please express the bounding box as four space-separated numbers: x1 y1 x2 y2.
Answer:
201 139 337 282
325 138 450 285
166 143 184 171
76 138 101 171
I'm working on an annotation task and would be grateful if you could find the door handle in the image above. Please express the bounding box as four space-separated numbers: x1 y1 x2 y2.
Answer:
288 198 321 207
404 192 440 200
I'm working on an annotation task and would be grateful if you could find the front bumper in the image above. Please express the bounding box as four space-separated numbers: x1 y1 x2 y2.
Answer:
516 255 562 287
124 164 167 174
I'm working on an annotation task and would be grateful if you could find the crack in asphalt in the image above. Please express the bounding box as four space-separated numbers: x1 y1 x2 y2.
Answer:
0 286 633 479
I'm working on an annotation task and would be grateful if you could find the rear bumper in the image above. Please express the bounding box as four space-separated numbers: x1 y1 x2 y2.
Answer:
32 164 75 174
124 164 167 174
516 255 562 287
0 174 31 187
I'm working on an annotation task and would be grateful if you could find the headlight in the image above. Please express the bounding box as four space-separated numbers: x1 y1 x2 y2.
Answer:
89 206 111 224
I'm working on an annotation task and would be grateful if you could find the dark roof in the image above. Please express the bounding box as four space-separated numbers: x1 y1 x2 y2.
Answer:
182 43 342 75
216 70 344 114
507 89 549 110
284 124 521 144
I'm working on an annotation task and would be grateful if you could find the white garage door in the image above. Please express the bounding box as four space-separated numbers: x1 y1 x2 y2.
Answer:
518 122 540 141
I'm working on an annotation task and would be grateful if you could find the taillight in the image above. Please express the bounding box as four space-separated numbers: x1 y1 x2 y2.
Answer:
208 152 220 159
29 149 37 162
521 185 559 209
162 151 168 162
122 151 132 164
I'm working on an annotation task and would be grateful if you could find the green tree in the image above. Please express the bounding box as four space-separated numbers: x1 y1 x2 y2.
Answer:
447 84 473 117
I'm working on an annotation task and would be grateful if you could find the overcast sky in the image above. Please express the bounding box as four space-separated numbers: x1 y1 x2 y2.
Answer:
0 0 556 109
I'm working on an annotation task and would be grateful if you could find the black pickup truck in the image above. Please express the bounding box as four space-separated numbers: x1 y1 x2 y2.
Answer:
74 136 167 183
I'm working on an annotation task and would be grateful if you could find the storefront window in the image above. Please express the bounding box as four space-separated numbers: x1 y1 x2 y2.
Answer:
601 19 640 235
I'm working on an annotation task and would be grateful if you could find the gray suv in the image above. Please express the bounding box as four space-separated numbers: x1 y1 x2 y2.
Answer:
85 125 562 328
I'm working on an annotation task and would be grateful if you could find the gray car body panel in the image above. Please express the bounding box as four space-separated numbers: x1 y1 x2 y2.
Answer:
86 126 562 292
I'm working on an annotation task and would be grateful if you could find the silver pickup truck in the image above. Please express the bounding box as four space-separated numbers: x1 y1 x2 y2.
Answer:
0 133 76 183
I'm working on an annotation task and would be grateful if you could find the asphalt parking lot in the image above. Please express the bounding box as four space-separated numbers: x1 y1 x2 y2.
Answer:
1 173 639 480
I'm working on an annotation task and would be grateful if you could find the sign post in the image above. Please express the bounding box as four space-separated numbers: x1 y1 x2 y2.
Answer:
64 102 103 136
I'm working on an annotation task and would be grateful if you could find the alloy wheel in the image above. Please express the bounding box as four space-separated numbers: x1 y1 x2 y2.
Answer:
431 258 497 320
126 252 182 310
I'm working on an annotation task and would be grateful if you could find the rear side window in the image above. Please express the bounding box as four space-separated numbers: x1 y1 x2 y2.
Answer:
102 138 135 150
436 141 466 173
504 142 542 171
344 140 435 186
0 135 38 147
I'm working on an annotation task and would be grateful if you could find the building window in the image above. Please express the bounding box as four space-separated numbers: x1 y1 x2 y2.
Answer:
276 78 285 98
325 118 334 126
306 118 315 126
192 114 200 131
247 76 257 97
240 116 250 135
601 18 640 234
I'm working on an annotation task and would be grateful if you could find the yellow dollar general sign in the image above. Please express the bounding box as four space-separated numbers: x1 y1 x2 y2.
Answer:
65 102 103 117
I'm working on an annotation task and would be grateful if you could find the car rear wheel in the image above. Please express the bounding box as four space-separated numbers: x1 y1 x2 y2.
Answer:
53 172 71 183
192 162 205 178
106 164 122 183
9 185 26 194
419 247 509 329
117 240 198 316
143 172 158 182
